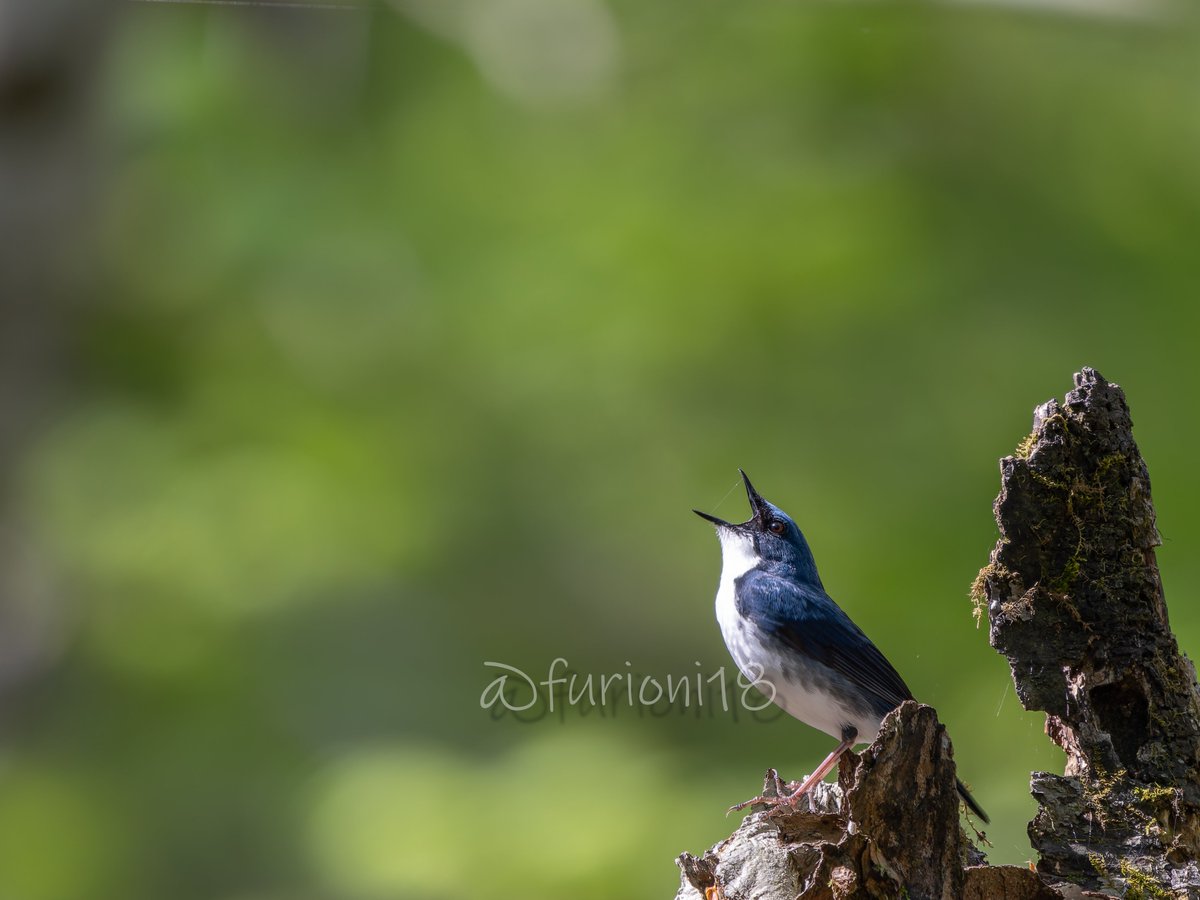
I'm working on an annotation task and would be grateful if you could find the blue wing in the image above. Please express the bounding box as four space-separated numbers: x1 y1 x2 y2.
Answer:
736 569 913 717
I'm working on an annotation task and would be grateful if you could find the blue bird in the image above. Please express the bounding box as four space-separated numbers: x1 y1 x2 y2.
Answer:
695 470 988 822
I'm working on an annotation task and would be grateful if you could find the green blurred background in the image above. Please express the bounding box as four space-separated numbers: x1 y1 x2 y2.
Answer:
3 0 1200 897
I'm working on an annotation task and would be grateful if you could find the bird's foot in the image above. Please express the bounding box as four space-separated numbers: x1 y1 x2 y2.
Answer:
727 795 770 814
726 789 810 816
730 737 854 816
727 769 808 815
728 742 852 817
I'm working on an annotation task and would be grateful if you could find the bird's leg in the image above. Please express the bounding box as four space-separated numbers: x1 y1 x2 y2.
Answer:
728 730 857 815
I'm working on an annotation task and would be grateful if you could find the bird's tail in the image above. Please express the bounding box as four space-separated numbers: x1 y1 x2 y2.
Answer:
956 778 989 824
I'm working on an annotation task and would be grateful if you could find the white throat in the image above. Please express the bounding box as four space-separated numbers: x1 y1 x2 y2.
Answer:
717 529 758 586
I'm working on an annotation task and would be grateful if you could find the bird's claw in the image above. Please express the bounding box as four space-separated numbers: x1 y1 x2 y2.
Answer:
728 774 807 816
727 792 804 817
727 794 770 814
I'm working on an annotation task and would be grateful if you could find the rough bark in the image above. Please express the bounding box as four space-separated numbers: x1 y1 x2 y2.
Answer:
674 702 1021 900
673 368 1200 900
976 367 1200 896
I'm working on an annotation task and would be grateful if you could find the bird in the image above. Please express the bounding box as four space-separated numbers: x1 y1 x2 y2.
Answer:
694 469 988 823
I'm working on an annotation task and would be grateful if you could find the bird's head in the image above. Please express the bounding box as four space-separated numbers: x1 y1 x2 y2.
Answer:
694 470 820 582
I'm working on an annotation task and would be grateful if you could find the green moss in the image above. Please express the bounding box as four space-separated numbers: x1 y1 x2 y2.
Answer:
1081 768 1127 829
1132 784 1176 838
1015 431 1038 459
1118 860 1171 900
1016 437 1141 596
1088 852 1108 877
1027 467 1070 492
969 568 989 627
1050 553 1082 593
969 561 1016 628
1133 785 1175 806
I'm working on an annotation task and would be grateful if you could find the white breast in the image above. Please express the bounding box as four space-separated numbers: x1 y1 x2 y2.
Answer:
712 528 881 743
713 530 779 703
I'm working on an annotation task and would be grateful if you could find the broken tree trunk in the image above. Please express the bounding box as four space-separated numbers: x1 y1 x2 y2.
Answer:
977 367 1200 895
673 368 1200 900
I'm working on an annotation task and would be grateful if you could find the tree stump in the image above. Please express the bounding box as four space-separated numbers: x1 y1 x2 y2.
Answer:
976 367 1200 896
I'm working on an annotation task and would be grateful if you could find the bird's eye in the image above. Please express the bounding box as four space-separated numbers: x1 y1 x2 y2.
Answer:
767 519 786 535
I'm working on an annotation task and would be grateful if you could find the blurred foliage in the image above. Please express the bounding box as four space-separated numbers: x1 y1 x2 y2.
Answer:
6 0 1200 897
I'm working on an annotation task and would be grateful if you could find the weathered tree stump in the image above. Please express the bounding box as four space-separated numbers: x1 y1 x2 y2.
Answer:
674 703 1045 900
673 368 1200 900
976 367 1200 896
